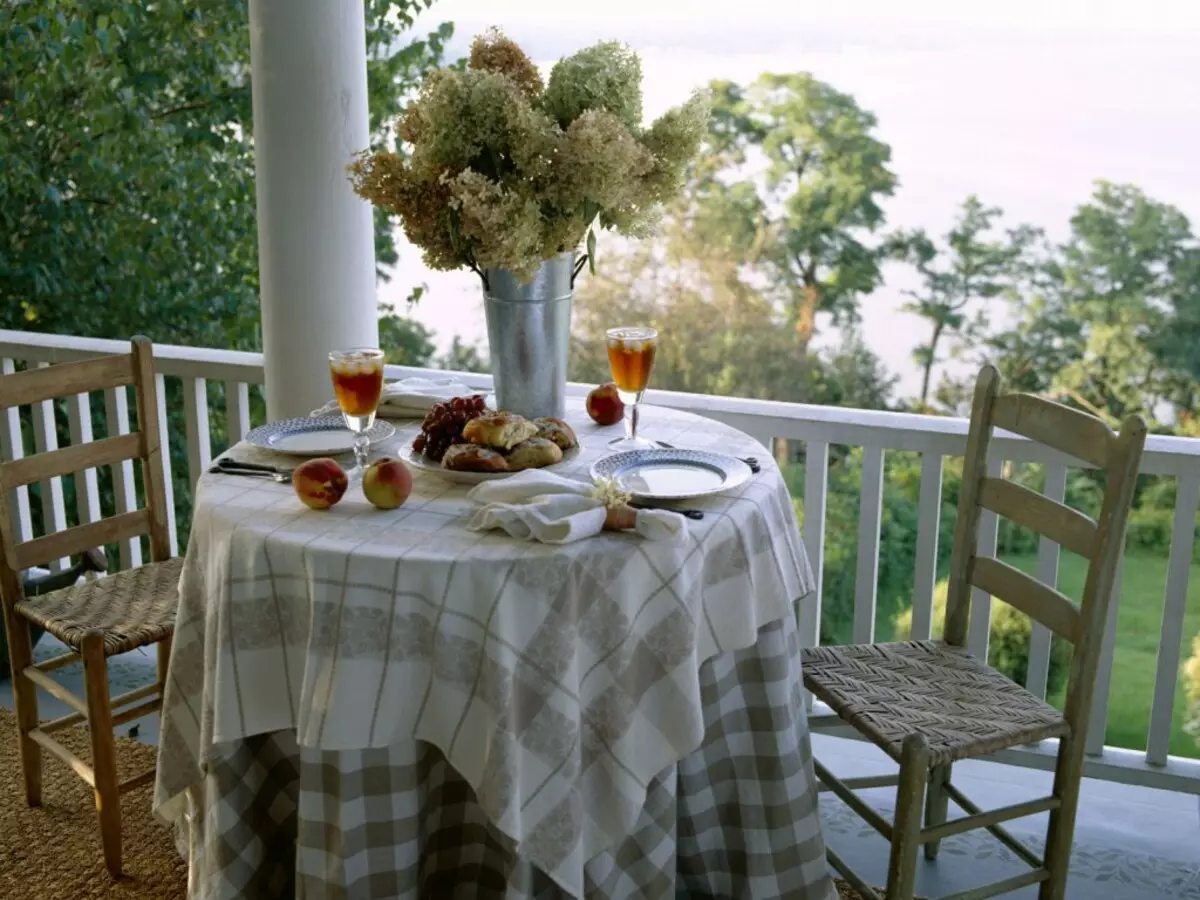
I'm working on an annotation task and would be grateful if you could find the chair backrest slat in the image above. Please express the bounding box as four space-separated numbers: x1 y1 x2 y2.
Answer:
0 354 135 409
0 432 144 491
0 336 171 610
944 365 1147 743
16 509 152 572
991 392 1112 469
977 476 1097 559
969 556 1082 643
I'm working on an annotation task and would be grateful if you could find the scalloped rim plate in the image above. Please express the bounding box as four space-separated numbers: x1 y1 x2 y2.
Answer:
590 449 753 500
245 415 396 456
405 445 580 485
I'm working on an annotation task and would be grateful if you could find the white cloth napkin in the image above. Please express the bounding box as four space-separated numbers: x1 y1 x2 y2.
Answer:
311 377 481 418
466 470 689 545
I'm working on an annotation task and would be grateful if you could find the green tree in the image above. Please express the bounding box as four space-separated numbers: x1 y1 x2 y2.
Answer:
898 197 1032 407
696 74 898 353
438 336 489 374
0 0 452 347
378 309 435 366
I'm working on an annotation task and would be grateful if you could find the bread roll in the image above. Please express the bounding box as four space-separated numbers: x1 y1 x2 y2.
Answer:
462 412 538 450
442 443 509 472
505 437 564 471
533 417 578 451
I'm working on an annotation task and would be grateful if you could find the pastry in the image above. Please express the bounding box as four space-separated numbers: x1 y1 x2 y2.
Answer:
462 412 538 450
505 437 564 471
442 443 509 473
532 417 578 451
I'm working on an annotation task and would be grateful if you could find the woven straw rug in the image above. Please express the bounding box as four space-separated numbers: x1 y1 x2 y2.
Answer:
1 707 882 899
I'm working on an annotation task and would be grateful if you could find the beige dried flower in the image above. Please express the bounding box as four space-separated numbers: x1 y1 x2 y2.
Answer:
348 32 709 282
469 27 544 99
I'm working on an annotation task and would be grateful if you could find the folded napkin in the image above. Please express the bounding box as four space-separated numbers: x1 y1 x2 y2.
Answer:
466 470 688 545
311 377 481 418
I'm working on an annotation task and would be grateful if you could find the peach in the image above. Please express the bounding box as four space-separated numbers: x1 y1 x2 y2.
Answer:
586 382 625 426
293 457 348 509
362 456 412 510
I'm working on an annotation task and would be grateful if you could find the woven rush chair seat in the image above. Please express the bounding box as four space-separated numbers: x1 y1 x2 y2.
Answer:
15 557 181 657
802 640 1069 768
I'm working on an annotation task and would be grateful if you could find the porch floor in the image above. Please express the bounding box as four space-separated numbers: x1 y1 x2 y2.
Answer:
3 636 1198 899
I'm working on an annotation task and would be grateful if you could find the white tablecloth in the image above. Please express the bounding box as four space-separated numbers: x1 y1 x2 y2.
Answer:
154 402 821 897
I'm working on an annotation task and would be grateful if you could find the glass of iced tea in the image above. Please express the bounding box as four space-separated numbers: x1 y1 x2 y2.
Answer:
606 326 658 450
328 348 385 477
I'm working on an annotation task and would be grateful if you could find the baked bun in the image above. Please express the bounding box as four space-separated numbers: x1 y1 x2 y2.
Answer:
461 412 538 450
442 443 509 473
505 437 564 472
533 417 578 451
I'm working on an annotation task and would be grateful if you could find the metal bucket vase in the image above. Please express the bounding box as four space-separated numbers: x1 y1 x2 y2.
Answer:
482 251 584 420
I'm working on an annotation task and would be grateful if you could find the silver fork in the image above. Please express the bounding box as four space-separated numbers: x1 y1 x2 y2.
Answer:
654 441 761 474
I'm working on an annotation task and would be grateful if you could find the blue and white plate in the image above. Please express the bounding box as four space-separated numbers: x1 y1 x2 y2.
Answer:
590 449 753 501
245 415 396 456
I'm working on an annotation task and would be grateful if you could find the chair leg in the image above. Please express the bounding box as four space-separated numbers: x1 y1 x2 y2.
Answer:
82 632 122 878
4 607 42 806
156 634 172 694
886 735 930 900
1039 735 1083 900
923 762 951 860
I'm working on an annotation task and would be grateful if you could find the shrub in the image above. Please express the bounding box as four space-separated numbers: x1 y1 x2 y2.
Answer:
893 579 1072 696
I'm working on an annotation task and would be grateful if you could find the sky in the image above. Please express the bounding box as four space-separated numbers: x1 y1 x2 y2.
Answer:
379 0 1200 399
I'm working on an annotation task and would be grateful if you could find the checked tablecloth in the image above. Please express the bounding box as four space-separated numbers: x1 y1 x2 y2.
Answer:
154 403 834 899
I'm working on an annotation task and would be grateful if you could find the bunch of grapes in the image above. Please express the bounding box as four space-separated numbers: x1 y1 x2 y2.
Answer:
412 395 488 461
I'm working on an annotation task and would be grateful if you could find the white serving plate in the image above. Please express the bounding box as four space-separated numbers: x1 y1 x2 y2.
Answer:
589 448 753 500
245 415 396 456
405 445 580 485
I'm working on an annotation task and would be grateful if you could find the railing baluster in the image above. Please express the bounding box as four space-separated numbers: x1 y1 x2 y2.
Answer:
1146 475 1200 765
0 358 34 543
1087 551 1125 756
968 458 1003 659
157 374 179 557
800 440 828 649
910 453 944 640
31 363 68 571
1027 463 1067 699
853 446 885 644
104 386 142 570
226 380 251 445
182 376 212 496
65 392 102 526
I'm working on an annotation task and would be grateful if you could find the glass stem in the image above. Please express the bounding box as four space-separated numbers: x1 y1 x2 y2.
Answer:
626 402 640 443
354 433 369 472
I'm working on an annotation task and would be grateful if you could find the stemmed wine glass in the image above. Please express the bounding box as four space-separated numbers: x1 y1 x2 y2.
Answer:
606 326 658 451
328 348 385 479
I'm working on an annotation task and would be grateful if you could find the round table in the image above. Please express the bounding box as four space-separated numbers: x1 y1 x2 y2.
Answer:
154 402 834 900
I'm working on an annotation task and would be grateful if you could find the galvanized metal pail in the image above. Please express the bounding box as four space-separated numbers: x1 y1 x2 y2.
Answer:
482 251 584 420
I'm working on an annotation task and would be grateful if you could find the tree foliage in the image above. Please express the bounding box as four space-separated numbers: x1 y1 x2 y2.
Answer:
695 74 897 353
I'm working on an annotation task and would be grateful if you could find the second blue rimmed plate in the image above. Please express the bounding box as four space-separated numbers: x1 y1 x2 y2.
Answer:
590 449 753 501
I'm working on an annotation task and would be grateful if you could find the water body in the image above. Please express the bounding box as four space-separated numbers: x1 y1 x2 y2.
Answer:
381 1 1200 399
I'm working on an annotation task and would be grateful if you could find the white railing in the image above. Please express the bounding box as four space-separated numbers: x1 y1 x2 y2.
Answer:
2 328 1199 795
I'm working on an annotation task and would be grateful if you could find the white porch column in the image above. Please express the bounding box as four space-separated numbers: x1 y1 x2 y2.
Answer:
249 0 378 421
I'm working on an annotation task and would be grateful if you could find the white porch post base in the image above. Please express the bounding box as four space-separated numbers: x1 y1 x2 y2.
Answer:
249 0 378 421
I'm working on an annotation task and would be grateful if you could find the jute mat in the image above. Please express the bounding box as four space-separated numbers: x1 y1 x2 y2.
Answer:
0 707 186 899
1 707 893 899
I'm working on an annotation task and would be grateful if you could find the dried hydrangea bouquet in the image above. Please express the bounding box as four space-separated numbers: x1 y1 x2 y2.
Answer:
348 29 708 419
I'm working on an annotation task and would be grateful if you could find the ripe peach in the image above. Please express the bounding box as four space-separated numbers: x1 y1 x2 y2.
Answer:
362 457 412 510
293 457 348 509
586 382 625 426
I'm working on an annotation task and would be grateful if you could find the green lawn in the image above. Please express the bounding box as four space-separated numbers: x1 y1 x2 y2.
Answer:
1001 550 1200 760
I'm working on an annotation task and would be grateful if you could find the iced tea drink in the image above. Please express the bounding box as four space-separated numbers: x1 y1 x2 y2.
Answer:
328 348 385 477
605 327 658 450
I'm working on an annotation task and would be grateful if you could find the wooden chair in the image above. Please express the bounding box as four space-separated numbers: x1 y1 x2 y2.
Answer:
0 336 179 878
802 365 1147 900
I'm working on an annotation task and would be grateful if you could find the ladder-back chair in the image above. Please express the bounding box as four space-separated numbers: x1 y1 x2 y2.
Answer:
801 364 1147 899
0 336 180 878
